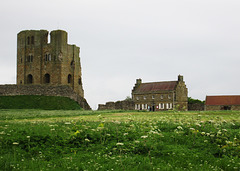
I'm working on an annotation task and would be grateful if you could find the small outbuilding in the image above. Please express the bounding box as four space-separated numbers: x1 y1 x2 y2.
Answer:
205 95 240 110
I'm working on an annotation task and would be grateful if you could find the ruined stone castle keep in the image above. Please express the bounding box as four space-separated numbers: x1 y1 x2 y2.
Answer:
17 30 84 97
0 29 90 110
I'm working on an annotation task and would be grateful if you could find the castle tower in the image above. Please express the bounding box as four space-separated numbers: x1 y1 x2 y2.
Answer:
17 30 84 97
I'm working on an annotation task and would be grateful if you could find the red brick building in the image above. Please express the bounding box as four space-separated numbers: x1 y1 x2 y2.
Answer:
205 95 240 110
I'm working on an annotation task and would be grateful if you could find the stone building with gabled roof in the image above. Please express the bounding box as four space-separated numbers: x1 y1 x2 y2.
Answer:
205 95 240 110
132 75 188 111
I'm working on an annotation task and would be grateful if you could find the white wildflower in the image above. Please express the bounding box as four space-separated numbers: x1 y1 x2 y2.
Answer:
85 138 90 142
116 142 124 146
196 123 201 127
141 135 148 139
64 122 71 125
222 129 227 132
177 126 183 130
13 142 19 145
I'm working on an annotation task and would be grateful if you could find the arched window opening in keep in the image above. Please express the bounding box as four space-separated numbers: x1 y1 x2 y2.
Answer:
27 74 33 84
68 74 72 84
31 36 34 45
45 54 48 61
27 37 30 45
44 74 50 84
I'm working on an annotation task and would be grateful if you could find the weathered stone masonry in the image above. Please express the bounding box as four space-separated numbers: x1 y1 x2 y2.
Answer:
17 30 84 97
0 29 91 109
98 100 134 110
0 85 91 110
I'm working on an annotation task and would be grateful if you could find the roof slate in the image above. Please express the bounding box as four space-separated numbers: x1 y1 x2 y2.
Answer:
134 81 177 93
206 96 240 106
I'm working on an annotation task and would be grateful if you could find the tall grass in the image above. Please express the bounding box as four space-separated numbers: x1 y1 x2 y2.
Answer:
1 110 240 170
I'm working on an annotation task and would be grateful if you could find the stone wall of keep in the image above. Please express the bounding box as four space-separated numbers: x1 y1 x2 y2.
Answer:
0 84 91 110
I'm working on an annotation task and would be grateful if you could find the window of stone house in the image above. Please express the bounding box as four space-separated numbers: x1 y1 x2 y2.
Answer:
160 95 163 99
27 74 33 84
135 104 138 110
152 95 155 99
168 95 171 99
44 74 50 84
136 97 139 100
169 103 172 109
166 103 169 109
143 96 146 100
68 74 72 83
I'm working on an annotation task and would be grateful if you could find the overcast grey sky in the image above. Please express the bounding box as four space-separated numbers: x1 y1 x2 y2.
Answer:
1 0 240 109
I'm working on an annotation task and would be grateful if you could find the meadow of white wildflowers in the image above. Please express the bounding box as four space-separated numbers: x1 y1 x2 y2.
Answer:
1 110 240 170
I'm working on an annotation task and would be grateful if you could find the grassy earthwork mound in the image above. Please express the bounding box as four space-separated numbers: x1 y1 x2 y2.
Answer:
0 95 82 110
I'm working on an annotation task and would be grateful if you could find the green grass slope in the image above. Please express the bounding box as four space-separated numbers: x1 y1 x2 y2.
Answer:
0 95 82 110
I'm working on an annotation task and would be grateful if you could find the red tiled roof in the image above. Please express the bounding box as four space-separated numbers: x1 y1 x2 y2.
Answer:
206 96 240 106
134 81 177 93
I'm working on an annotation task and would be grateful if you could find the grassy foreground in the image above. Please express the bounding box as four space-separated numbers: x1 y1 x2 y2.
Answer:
1 110 240 170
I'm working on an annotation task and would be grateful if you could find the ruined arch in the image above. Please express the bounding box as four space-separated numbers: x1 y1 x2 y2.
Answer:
27 36 30 45
31 36 34 44
27 74 33 84
44 73 50 84
68 74 72 84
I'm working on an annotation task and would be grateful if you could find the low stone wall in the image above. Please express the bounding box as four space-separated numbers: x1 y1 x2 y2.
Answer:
98 100 134 110
188 103 204 111
0 84 91 110
205 105 240 111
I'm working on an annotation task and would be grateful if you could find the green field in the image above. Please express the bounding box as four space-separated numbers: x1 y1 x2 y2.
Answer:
1 110 240 170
